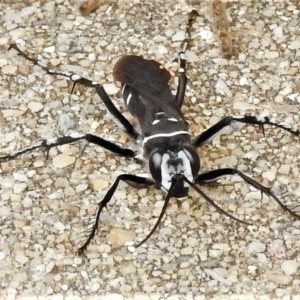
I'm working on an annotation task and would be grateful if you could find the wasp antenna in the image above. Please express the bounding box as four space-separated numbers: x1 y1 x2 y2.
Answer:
135 179 175 248
184 177 252 226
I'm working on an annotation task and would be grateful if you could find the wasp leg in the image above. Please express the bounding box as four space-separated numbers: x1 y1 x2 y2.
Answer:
0 133 137 162
192 115 299 147
175 10 199 108
9 44 138 140
196 168 300 220
78 174 154 255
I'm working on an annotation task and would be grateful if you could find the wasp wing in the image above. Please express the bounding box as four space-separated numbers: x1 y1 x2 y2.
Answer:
113 55 182 118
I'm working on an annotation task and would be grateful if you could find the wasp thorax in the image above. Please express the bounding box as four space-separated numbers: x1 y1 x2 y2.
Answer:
149 146 200 197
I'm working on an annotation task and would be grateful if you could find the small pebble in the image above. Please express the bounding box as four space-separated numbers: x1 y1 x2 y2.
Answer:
264 51 279 59
28 102 44 113
2 65 17 75
281 260 299 275
15 252 29 265
266 270 293 285
288 40 300 50
52 154 76 168
43 46 55 53
248 241 266 253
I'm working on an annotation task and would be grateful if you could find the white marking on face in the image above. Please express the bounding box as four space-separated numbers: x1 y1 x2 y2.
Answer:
161 153 172 192
126 93 132 106
159 150 194 191
156 112 165 115
143 131 189 146
179 68 185 73
178 150 193 187
182 148 194 162
71 74 81 81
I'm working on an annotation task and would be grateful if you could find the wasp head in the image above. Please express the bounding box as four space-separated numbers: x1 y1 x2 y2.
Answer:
149 145 200 198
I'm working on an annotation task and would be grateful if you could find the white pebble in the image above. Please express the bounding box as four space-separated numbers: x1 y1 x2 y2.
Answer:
52 154 75 168
1 109 25 117
49 294 63 300
204 268 232 285
15 252 29 265
172 30 185 42
133 293 151 300
1 178 15 188
54 221 65 231
215 78 232 97
186 50 199 62
76 184 88 193
13 172 28 182
257 253 267 263
58 114 75 133
158 45 168 55
91 121 99 130
0 36 10 46
103 294 124 300
2 65 17 75
0 252 6 260
43 46 55 53
266 270 293 285
268 239 286 258
0 206 11 216
239 77 249 86
90 178 109 191
262 169 276 181
13 183 27 194
281 260 300 275
280 86 292 96
9 28 26 39
103 83 119 95
212 243 231 252
273 26 283 38
198 29 214 41
46 261 55 274
288 40 300 50
248 241 266 253
22 197 32 208
120 21 127 29
28 102 44 113
21 6 37 17
278 164 290 174
264 51 279 59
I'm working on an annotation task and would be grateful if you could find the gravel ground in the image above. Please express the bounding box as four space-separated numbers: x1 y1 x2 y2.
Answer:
1 0 300 299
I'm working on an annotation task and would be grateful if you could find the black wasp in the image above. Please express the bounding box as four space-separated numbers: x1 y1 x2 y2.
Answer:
1 11 299 254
